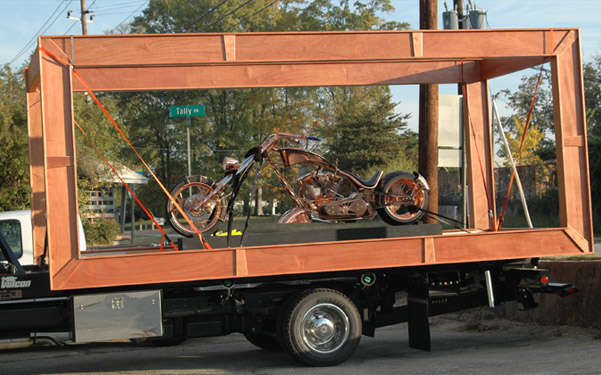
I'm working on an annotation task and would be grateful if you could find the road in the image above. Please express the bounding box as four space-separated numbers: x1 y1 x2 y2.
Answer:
1 313 600 375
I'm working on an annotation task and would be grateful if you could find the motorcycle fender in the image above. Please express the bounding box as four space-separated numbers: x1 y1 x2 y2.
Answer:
414 172 430 191
278 207 312 224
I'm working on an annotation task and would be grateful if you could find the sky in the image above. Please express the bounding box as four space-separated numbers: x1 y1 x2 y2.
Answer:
1 0 601 130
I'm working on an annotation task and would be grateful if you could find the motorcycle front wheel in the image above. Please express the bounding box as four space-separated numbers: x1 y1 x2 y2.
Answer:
376 171 428 225
166 175 225 237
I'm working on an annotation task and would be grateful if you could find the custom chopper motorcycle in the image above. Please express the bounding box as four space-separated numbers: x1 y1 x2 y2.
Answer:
166 133 430 237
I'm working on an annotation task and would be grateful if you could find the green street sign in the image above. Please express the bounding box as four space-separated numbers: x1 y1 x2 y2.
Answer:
169 105 205 117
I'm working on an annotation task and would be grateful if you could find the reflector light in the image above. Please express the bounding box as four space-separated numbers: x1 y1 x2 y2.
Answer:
540 276 549 284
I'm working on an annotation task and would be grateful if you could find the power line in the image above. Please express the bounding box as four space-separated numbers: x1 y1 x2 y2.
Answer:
92 1 149 17
114 0 149 28
92 0 146 11
230 0 278 31
9 0 72 65
63 18 79 34
181 0 229 32
198 0 254 32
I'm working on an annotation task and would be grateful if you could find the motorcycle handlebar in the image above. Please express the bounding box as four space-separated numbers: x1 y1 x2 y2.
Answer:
260 133 321 151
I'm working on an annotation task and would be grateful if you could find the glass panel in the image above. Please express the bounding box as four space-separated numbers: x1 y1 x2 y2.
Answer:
0 220 23 259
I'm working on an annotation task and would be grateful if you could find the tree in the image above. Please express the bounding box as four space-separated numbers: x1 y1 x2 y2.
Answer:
501 116 545 167
0 64 30 211
317 86 413 175
107 0 412 217
583 54 601 226
500 66 555 162
584 58 601 137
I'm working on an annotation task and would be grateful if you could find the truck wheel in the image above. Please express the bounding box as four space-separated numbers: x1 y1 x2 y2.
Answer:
243 330 282 351
279 289 361 366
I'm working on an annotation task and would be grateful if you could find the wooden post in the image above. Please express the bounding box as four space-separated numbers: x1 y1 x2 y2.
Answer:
25 49 46 265
550 30 593 248
463 81 496 230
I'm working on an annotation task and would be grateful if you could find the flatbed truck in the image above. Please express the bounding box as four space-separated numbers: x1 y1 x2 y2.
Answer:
0 224 579 366
0 29 592 366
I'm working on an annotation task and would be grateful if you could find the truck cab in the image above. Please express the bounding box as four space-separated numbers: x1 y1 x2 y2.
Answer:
0 210 86 268
0 210 34 267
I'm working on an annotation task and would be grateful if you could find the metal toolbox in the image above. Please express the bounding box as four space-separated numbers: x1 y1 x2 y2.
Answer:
73 290 162 343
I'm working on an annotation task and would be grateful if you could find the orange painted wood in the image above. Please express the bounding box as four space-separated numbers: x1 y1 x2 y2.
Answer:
39 49 80 283
463 81 496 230
40 30 566 66
26 82 46 264
67 60 481 92
53 228 584 290
551 31 593 247
23 29 593 291
27 29 578 92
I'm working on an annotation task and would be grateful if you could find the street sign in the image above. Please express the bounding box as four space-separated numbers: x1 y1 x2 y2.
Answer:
169 105 205 117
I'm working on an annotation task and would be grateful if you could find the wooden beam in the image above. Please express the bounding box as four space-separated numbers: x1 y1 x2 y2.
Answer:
28 29 592 290
551 31 594 251
51 228 586 290
463 79 496 230
68 60 483 92
39 46 80 282
44 29 571 68
26 74 46 265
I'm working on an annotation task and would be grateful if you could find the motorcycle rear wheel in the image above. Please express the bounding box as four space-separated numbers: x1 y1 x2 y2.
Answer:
166 175 225 237
376 171 428 225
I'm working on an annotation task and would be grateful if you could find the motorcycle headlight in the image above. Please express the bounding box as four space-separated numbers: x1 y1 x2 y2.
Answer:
223 156 241 173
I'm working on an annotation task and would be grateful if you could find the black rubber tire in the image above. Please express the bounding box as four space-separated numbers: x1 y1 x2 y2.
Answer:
243 330 282 351
279 288 361 367
165 175 225 237
376 171 428 225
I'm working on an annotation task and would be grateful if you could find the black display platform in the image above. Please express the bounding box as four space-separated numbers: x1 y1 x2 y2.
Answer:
181 220 442 250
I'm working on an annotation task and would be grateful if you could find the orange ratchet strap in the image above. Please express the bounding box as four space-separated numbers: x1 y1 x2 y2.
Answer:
496 65 545 231
40 47 211 250
74 120 179 252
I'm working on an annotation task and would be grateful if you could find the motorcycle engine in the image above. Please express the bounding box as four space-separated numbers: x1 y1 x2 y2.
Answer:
297 171 368 219
319 193 367 219
297 171 341 201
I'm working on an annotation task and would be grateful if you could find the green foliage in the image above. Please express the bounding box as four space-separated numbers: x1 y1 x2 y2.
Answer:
112 0 412 217
584 60 601 137
73 93 129 212
0 64 30 211
315 86 414 176
589 136 601 226
82 218 121 246
584 54 601 232
501 116 545 167
499 66 555 162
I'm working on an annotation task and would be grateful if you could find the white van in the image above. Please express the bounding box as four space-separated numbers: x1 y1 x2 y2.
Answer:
0 210 86 267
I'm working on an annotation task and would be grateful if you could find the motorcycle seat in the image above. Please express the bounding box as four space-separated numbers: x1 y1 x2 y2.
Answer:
343 170 384 189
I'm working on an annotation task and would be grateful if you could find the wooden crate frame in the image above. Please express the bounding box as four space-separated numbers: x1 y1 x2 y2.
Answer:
25 29 593 290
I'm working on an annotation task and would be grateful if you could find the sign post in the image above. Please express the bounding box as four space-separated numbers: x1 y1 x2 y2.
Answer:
169 105 205 177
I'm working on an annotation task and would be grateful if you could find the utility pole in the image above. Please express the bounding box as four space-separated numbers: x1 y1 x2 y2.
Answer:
80 0 88 35
418 0 439 224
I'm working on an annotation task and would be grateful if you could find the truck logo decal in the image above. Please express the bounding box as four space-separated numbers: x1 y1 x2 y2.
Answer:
1 276 32 289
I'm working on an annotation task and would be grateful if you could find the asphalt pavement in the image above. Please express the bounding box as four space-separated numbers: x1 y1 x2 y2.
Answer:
1 314 600 375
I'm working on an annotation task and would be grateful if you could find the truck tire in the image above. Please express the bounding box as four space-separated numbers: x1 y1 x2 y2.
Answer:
279 288 361 366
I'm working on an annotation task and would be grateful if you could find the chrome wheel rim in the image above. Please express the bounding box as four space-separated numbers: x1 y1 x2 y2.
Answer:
301 303 350 354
